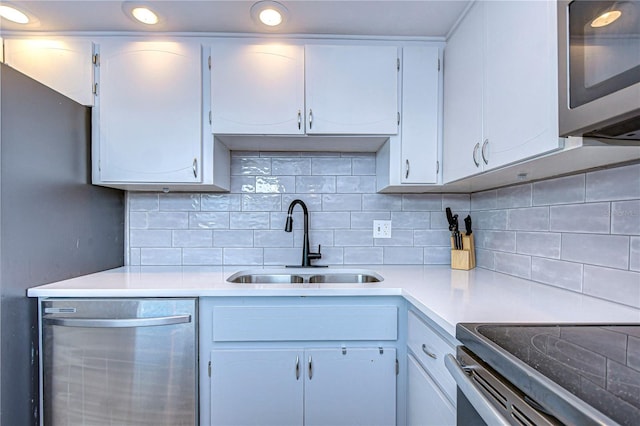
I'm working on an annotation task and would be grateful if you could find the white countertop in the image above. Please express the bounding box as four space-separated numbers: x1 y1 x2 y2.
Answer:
27 265 640 337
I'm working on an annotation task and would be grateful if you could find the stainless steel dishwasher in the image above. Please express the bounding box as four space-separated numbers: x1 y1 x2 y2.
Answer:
40 298 197 426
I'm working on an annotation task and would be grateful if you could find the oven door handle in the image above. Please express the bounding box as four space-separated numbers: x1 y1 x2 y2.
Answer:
43 314 192 328
445 354 510 426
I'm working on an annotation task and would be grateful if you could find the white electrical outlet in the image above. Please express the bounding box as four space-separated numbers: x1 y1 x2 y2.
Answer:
373 220 392 238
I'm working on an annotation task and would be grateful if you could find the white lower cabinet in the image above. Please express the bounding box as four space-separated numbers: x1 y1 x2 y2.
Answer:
407 354 455 426
200 297 400 426
210 347 396 426
406 309 458 426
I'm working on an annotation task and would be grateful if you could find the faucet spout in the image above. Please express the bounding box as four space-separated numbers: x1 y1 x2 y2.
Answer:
284 199 322 267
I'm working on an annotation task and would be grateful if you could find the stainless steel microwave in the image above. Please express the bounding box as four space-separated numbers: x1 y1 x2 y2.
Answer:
558 0 640 142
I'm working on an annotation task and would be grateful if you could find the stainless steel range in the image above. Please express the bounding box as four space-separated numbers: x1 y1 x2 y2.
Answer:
446 324 640 426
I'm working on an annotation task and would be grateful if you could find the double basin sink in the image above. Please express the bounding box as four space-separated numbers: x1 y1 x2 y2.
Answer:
227 268 383 284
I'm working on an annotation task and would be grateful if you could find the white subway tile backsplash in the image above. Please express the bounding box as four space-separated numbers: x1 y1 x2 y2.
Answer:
516 232 561 258
383 247 424 264
125 155 638 310
172 230 213 248
561 234 629 270
495 252 531 279
295 176 336 193
533 174 585 206
507 207 549 231
583 265 640 308
312 157 352 175
586 163 640 202
337 176 377 193
189 212 230 229
631 237 640 272
182 248 223 265
497 185 532 208
159 194 201 211
611 200 640 235
531 258 582 292
343 247 383 264
229 212 270 230
549 203 611 233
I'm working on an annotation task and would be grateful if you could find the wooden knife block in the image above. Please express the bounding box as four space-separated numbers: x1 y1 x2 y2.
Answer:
450 234 476 270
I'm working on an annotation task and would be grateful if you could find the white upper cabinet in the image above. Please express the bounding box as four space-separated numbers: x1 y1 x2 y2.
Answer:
94 40 203 184
482 0 560 170
443 2 484 183
210 43 304 135
443 0 562 184
209 42 399 136
305 45 399 135
4 38 94 106
376 45 442 191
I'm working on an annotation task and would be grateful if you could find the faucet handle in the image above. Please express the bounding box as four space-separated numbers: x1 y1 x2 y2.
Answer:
309 244 322 260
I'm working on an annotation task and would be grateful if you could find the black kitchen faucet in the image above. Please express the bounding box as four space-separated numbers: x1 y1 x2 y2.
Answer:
284 199 324 267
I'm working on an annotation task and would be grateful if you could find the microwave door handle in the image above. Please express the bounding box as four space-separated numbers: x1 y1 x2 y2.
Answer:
43 314 191 328
445 354 510 426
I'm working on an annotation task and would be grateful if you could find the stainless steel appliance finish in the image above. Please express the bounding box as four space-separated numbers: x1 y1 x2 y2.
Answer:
41 298 197 426
449 323 640 426
558 0 640 141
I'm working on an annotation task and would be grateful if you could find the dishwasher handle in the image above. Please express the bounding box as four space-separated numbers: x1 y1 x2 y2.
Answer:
44 314 192 328
445 354 510 426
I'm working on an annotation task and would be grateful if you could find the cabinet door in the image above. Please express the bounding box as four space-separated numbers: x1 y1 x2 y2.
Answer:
305 45 399 135
304 347 396 426
4 38 94 106
209 349 303 426
407 354 455 426
211 43 304 135
483 0 561 170
442 2 484 183
401 45 440 184
96 41 202 183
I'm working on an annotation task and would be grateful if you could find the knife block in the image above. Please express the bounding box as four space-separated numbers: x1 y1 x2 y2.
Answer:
450 234 476 270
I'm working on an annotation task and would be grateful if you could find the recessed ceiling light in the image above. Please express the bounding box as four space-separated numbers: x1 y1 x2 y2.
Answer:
591 10 622 28
251 1 289 28
0 5 30 24
131 6 159 25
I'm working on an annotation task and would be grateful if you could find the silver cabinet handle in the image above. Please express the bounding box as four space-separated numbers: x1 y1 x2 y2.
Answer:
422 344 437 359
405 159 410 179
308 355 313 380
295 355 300 380
192 158 198 178
445 354 510 425
44 314 191 328
473 142 480 167
481 139 489 165
297 110 302 130
309 109 313 130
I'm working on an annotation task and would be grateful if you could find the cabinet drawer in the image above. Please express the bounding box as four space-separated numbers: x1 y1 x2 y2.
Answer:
212 305 398 342
407 310 456 403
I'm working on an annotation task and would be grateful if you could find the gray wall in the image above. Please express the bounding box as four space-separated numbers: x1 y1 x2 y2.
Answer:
126 152 640 309
0 64 125 426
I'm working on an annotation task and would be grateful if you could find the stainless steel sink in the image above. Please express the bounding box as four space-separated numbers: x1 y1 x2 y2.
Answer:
227 273 304 284
227 269 382 284
308 273 381 283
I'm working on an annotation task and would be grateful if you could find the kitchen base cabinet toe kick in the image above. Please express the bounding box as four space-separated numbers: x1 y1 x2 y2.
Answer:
199 297 402 426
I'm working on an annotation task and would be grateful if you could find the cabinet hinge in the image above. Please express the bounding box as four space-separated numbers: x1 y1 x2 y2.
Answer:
93 83 99 95
208 56 212 70
395 359 399 375
92 53 99 66
397 58 400 72
208 361 211 377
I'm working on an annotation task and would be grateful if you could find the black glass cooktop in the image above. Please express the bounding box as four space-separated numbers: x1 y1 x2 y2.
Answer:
476 324 640 426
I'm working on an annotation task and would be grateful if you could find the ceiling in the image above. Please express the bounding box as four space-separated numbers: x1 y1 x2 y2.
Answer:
0 1 471 38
